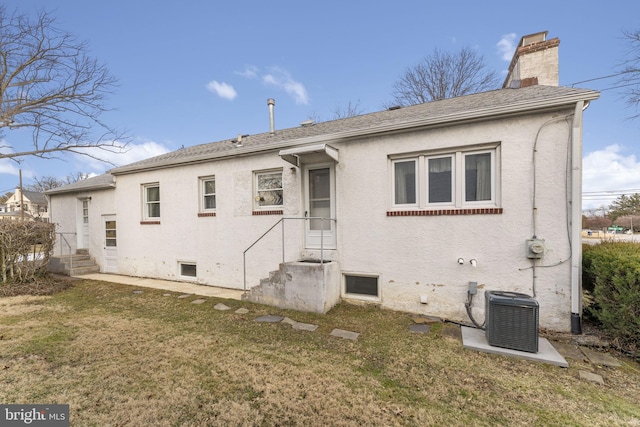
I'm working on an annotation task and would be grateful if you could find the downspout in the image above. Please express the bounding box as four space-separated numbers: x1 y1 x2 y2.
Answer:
570 100 586 334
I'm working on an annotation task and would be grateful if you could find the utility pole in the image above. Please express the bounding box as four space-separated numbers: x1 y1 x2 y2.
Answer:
19 169 24 221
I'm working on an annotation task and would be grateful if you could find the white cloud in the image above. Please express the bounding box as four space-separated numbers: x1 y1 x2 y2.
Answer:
206 80 238 100
583 144 640 209
262 67 309 105
497 33 517 61
235 65 259 79
72 140 172 173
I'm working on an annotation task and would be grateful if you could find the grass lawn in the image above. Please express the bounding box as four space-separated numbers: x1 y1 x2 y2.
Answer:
1 279 639 426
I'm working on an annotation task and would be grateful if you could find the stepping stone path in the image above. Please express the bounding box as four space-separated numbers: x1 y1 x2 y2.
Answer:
191 299 206 305
409 324 431 333
255 315 284 323
281 317 319 331
177 294 193 299
579 370 605 385
132 290 144 294
213 303 232 311
235 308 250 314
580 347 622 367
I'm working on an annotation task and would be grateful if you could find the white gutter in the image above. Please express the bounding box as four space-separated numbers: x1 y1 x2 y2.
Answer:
570 100 585 334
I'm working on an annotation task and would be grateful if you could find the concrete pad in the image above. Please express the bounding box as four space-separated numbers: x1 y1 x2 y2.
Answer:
77 273 244 300
579 370 605 385
461 326 568 368
191 299 206 305
213 303 231 311
330 329 360 340
234 308 249 314
580 347 622 367
255 315 284 323
292 322 319 332
551 341 587 361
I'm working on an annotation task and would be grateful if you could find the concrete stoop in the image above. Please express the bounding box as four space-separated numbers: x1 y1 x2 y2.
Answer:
48 252 100 276
243 260 341 314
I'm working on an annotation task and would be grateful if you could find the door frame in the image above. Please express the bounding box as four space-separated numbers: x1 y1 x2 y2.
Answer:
303 162 336 250
102 214 118 274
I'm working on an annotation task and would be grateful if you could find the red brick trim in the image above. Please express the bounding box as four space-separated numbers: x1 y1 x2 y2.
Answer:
252 210 284 216
197 212 217 217
387 208 503 217
140 220 161 225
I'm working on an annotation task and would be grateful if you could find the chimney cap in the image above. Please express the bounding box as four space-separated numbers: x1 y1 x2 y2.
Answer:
267 98 275 106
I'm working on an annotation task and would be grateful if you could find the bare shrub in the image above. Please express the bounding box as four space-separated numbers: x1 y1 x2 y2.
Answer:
0 221 55 284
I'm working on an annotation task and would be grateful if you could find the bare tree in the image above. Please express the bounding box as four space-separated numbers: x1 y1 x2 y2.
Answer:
25 172 88 192
331 100 364 119
618 29 640 118
0 7 127 163
390 47 500 106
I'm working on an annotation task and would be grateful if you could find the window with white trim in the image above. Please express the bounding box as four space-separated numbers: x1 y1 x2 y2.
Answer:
199 176 216 211
391 146 498 208
143 183 160 219
344 274 379 300
254 170 283 208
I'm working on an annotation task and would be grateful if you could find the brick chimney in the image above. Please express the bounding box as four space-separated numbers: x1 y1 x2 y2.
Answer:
503 31 560 88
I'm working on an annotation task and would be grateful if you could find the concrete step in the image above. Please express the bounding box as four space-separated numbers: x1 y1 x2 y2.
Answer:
69 265 101 276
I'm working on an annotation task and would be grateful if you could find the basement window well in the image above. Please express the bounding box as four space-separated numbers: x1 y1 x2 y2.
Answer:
179 262 197 279
344 274 379 300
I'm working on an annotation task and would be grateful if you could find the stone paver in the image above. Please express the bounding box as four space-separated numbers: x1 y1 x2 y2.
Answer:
132 290 144 294
409 324 431 333
551 342 587 361
234 308 249 314
281 317 297 326
191 299 206 305
293 322 319 332
330 328 359 340
162 293 171 297
213 303 232 311
177 294 193 299
255 315 284 323
580 347 622 367
579 370 605 385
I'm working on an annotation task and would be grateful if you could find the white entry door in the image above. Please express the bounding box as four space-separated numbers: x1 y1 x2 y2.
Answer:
305 164 336 249
102 215 118 273
80 199 89 249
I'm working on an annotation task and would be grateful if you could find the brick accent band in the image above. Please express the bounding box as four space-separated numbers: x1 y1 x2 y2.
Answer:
197 212 217 217
387 208 503 217
140 220 161 225
252 210 284 216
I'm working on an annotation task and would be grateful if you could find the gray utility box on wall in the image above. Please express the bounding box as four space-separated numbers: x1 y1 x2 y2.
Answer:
485 291 539 353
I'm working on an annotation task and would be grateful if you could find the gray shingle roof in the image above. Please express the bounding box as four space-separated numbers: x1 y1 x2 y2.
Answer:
45 173 116 195
107 85 597 175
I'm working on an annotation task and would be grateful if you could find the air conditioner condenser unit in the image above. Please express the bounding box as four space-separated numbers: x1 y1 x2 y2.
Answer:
485 291 539 353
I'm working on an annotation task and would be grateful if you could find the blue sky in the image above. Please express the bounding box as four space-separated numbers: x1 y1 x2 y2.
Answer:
1 1 639 210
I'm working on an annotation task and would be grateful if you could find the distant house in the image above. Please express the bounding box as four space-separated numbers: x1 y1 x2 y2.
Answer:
1 188 49 222
47 32 599 332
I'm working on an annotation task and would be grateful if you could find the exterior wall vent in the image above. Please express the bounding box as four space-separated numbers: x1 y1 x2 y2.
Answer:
485 291 539 353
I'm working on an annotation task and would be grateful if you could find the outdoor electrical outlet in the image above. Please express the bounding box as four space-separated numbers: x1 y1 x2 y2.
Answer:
468 281 478 295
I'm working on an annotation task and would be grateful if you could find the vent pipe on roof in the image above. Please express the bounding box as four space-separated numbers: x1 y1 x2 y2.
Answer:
268 98 275 134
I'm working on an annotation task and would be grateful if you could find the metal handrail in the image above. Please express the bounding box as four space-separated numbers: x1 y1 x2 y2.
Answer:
56 232 76 274
242 216 336 293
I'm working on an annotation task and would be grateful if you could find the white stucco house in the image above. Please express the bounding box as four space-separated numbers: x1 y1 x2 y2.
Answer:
47 32 599 332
